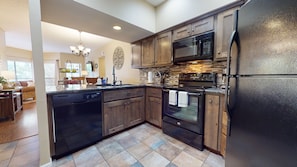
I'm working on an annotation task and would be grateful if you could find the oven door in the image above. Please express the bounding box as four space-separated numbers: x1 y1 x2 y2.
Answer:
162 89 205 134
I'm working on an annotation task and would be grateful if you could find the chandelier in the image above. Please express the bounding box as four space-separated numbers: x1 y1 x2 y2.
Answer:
70 31 91 57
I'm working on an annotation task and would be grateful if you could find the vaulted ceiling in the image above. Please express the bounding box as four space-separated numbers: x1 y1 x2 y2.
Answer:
0 0 165 54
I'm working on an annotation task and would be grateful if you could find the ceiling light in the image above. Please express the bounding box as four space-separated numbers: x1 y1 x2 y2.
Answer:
113 26 122 30
70 31 91 57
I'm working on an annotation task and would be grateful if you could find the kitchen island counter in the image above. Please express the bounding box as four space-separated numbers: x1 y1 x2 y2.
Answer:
46 84 146 95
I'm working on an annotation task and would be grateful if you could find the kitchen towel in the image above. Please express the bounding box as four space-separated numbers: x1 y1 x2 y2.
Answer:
169 90 177 105
178 91 188 107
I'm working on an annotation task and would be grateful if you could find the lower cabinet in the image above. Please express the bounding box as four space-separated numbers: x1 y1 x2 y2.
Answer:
204 93 226 155
103 88 145 136
145 87 162 127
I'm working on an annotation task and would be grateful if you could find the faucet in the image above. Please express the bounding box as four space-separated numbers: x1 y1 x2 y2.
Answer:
112 66 116 85
156 71 162 84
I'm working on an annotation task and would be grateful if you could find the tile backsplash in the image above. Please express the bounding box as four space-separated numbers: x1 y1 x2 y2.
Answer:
139 60 226 86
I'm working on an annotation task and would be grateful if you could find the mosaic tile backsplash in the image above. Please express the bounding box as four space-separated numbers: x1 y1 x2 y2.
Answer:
139 60 227 87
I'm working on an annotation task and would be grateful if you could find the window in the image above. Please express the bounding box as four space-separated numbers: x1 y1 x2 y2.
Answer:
7 60 33 81
44 62 56 86
65 63 81 78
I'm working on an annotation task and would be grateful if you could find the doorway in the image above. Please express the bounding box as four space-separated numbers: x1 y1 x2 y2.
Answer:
98 56 105 78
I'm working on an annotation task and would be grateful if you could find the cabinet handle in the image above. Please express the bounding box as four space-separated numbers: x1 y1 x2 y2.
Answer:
177 121 181 126
218 51 221 55
209 99 213 104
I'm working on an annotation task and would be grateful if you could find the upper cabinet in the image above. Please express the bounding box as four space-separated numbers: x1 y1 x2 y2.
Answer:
132 31 172 68
131 41 142 68
142 36 155 67
155 31 172 66
173 16 214 41
215 8 238 61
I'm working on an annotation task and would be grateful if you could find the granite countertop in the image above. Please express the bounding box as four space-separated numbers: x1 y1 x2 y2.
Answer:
205 87 226 94
46 84 147 94
46 83 225 95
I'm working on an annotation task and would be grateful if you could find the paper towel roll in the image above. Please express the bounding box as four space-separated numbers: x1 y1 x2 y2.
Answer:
148 71 153 83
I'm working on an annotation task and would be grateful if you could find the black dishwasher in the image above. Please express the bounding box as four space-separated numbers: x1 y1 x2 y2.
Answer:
51 90 102 159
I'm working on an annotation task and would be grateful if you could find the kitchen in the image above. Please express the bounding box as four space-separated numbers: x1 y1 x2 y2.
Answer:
1 0 297 166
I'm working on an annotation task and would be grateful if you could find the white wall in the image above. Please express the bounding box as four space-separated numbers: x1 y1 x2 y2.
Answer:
0 28 6 70
90 40 140 84
155 0 238 32
74 0 156 32
5 47 32 60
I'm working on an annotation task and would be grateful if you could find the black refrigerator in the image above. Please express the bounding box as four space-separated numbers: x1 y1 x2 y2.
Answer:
225 0 297 166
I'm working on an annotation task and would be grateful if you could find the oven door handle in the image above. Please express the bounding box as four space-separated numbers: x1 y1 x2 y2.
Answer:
163 89 201 96
188 92 201 96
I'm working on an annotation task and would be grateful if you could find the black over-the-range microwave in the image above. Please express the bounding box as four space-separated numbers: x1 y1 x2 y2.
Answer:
172 32 214 63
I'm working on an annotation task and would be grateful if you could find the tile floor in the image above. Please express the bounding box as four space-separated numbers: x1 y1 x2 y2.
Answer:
0 123 225 167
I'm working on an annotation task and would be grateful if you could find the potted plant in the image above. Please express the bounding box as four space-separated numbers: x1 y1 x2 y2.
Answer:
0 76 7 90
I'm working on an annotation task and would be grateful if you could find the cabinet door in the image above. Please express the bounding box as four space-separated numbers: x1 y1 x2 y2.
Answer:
155 31 172 66
142 37 155 67
192 16 214 36
131 41 142 68
103 100 126 136
146 96 162 127
215 8 237 61
126 97 145 127
172 25 191 41
221 110 228 157
204 94 220 151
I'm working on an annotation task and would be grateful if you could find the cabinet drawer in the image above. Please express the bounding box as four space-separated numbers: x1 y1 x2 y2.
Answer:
192 16 214 35
104 88 145 102
146 87 162 98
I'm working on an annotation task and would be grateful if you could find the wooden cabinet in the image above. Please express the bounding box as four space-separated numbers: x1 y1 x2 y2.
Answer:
0 89 23 121
103 88 145 136
173 16 214 41
146 87 162 127
104 100 126 135
221 108 228 157
132 31 172 68
141 37 155 67
131 41 142 68
126 97 145 127
215 8 238 61
204 93 225 154
155 31 172 66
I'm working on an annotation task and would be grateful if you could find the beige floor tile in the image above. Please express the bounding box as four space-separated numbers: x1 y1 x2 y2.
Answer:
51 155 75 167
155 142 182 161
0 159 10 167
202 152 225 167
140 151 170 167
0 141 17 152
73 146 105 166
107 150 137 167
98 141 125 160
14 140 39 156
184 145 210 162
112 131 130 141
127 142 152 160
0 148 15 162
9 149 39 167
172 151 204 167
130 128 153 141
117 135 140 149
143 135 165 150
163 135 188 150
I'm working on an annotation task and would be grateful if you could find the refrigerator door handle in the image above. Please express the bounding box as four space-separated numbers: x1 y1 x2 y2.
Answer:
225 9 240 136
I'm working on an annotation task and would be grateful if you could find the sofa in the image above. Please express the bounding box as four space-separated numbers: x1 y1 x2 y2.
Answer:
16 81 36 101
